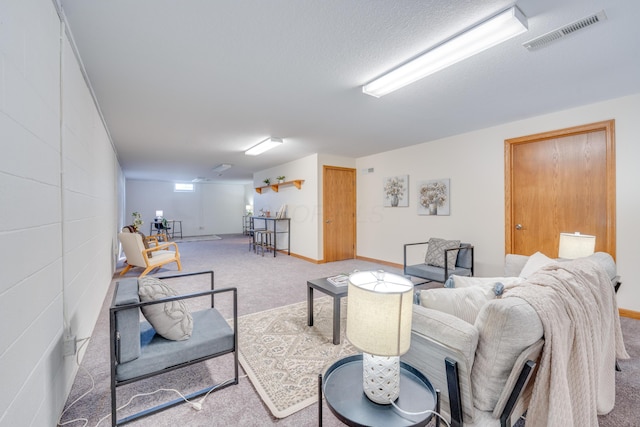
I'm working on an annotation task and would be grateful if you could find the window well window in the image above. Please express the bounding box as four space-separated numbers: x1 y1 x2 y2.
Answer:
174 183 194 192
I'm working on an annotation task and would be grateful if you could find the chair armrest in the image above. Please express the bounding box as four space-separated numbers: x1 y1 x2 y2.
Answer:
157 271 215 290
112 286 237 314
404 306 479 423
444 245 474 280
145 236 160 246
493 339 544 423
404 241 430 273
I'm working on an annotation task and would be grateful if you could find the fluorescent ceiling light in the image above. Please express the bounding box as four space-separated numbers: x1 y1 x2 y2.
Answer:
245 137 283 156
212 163 232 172
362 6 528 97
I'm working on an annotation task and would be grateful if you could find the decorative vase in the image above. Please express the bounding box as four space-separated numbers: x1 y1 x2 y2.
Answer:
428 203 437 215
391 195 399 207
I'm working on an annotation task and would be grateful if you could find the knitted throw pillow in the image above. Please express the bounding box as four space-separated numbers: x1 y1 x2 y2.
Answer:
138 276 193 341
425 238 460 268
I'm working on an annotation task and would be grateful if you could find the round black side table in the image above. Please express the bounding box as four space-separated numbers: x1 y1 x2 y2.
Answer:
319 354 439 427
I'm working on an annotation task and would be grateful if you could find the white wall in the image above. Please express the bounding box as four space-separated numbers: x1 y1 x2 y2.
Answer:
356 93 640 312
0 1 120 425
253 153 356 260
125 180 247 236
254 154 320 258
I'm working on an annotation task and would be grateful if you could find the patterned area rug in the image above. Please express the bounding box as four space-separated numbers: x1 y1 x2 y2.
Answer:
237 297 356 418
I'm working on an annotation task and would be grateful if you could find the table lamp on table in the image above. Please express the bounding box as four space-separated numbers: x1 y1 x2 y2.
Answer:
346 270 413 404
558 232 596 259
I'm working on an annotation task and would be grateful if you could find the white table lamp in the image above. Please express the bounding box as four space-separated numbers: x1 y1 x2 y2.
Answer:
346 270 413 404
558 232 596 259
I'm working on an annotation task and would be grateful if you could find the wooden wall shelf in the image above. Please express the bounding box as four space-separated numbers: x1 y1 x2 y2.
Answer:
255 179 304 194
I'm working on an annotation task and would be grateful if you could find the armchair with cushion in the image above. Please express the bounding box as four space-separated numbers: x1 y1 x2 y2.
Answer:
404 237 474 283
404 285 543 427
118 228 182 277
110 271 238 426
403 251 627 426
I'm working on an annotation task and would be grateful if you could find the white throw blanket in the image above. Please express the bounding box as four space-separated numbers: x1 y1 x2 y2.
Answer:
504 259 628 427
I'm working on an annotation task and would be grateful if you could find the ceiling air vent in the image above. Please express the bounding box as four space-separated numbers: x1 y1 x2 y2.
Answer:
523 10 607 51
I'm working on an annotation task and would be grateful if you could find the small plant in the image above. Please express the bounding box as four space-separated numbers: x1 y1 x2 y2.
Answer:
263 178 271 185
131 212 143 231
276 175 285 182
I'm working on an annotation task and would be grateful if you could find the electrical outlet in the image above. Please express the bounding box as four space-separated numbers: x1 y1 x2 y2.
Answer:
63 335 77 356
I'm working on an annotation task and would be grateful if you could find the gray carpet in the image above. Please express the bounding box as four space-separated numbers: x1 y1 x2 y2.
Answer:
59 234 640 426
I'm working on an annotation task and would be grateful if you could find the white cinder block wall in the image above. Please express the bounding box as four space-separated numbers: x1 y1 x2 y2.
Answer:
0 1 120 425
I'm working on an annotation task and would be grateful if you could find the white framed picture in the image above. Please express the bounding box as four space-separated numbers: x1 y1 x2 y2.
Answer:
417 179 450 215
383 175 409 207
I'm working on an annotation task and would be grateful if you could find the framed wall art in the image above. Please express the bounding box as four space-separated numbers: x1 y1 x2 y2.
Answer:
383 175 409 207
417 179 450 215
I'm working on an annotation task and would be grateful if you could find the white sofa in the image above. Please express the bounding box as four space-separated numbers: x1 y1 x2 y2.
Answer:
402 252 626 427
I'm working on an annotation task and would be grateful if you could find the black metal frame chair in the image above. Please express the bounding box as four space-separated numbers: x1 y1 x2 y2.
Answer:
109 271 238 426
403 241 474 284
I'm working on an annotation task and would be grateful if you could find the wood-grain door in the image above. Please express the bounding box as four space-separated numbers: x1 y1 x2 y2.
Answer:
323 166 356 262
505 120 616 258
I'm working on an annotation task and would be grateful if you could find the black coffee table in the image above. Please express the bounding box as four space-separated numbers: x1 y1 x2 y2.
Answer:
307 277 348 345
319 354 439 426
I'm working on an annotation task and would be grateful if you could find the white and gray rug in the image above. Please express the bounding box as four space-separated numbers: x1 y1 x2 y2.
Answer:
237 297 356 418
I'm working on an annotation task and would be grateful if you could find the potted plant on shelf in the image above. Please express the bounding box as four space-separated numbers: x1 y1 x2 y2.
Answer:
263 178 271 185
276 175 285 183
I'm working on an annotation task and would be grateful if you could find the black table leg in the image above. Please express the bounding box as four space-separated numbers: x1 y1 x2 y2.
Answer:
308 286 314 326
332 296 340 345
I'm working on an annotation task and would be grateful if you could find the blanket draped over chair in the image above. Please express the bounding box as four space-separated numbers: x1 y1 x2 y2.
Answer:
504 259 629 427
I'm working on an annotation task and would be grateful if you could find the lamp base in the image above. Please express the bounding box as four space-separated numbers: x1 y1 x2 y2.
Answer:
362 353 400 404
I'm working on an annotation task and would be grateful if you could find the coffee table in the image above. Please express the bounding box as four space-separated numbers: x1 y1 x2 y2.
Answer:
307 276 348 345
319 354 439 426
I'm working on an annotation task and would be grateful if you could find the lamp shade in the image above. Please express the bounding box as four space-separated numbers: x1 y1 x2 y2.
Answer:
558 232 596 259
346 271 413 357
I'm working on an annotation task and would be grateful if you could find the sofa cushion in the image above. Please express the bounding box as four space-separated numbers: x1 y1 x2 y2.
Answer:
471 296 543 411
114 278 142 363
138 276 193 341
412 305 479 366
518 251 556 279
448 275 525 289
116 307 234 382
504 254 530 277
418 285 496 325
425 238 460 268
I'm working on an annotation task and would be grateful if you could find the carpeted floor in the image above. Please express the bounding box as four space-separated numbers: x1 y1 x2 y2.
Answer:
59 234 640 426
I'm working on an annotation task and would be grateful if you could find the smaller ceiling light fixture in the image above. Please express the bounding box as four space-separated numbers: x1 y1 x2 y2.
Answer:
245 137 283 156
212 163 232 173
558 232 596 259
362 6 528 97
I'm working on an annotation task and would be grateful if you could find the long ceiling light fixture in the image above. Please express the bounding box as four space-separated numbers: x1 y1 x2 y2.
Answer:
362 6 528 98
245 137 283 156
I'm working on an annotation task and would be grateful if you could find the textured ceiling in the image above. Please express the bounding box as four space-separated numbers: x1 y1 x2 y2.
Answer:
59 0 640 183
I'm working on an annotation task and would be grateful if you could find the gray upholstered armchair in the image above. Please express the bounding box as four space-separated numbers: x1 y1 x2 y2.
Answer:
404 237 474 283
109 271 238 426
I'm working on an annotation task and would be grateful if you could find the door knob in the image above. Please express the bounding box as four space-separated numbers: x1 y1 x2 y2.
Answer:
326 220 332 224
515 224 523 230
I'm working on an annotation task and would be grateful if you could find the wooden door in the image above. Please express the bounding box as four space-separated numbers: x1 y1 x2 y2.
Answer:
505 120 616 258
323 166 356 262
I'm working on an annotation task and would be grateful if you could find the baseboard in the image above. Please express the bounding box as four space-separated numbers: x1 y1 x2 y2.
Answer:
619 308 640 320
355 255 402 269
287 251 323 264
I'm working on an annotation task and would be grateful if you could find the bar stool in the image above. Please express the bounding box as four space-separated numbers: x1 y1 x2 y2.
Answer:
255 230 273 256
249 227 266 252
